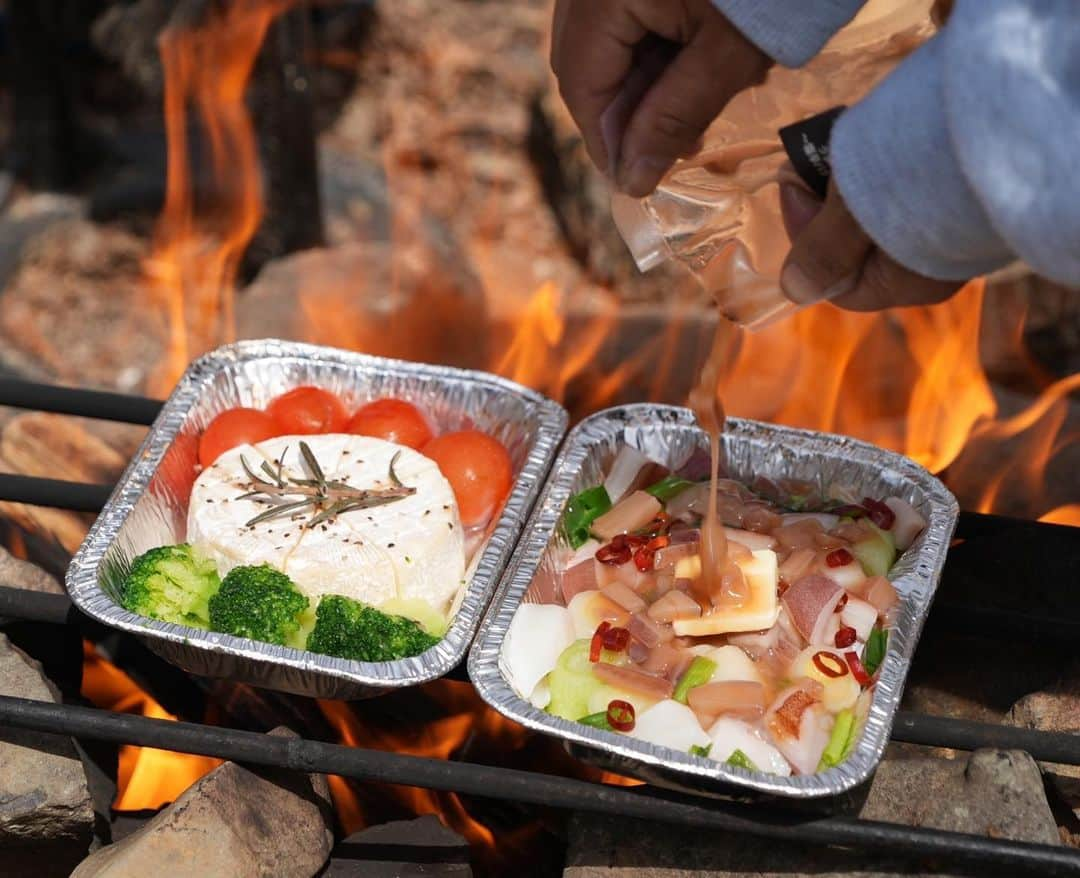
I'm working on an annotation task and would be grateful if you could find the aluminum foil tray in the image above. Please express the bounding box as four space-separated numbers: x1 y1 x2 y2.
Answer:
67 339 567 700
469 404 958 799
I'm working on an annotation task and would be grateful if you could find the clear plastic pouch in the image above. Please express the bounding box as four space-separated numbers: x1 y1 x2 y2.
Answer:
611 0 937 329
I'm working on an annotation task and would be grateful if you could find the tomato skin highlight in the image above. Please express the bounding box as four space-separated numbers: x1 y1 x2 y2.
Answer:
347 399 434 450
198 408 278 467
267 386 348 435
422 430 513 527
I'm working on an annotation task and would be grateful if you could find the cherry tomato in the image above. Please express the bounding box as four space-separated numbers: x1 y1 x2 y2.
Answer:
347 398 434 450
422 430 513 527
267 386 348 435
198 408 278 468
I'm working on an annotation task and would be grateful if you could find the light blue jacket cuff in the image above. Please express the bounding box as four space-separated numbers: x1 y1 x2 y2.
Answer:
830 34 1013 281
711 0 868 67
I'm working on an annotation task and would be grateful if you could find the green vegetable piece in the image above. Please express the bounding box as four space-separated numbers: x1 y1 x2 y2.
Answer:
725 749 758 771
577 711 613 731
673 656 717 704
689 743 713 758
563 486 612 549
120 543 222 629
818 709 856 770
208 564 310 647
306 594 440 662
645 475 694 503
862 626 888 676
851 523 897 577
547 640 605 722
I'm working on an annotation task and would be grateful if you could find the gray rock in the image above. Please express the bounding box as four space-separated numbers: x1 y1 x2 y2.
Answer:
72 727 334 878
0 633 94 876
1006 675 1080 842
321 815 472 876
564 748 1059 877
0 544 64 596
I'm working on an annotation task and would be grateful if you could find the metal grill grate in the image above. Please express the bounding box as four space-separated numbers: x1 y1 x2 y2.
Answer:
0 378 1077 876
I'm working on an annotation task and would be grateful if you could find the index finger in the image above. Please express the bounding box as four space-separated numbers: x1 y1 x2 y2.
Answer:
552 0 646 173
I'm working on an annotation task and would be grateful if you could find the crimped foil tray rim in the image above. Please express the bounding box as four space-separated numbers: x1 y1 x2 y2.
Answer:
66 339 567 691
468 403 959 798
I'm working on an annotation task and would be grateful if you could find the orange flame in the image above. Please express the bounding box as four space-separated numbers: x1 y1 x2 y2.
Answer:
81 642 221 810
147 0 293 394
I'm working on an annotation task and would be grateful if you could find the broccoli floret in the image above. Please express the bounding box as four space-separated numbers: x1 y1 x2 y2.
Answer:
306 594 440 662
120 543 222 629
208 564 311 648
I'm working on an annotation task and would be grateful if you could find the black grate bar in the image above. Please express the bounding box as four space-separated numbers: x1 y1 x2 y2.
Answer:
0 695 1076 877
0 379 162 425
0 473 113 512
893 713 1079 764
0 585 1076 766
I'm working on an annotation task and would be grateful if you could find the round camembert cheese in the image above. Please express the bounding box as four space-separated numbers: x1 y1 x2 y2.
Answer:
186 434 467 615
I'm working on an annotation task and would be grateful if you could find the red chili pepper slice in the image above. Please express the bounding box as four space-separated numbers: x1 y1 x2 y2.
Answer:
826 548 854 568
607 699 636 732
601 625 630 652
862 497 896 530
647 535 670 552
834 592 849 612
834 625 857 648
632 547 654 572
596 543 632 566
845 650 872 685
811 650 848 679
590 621 611 663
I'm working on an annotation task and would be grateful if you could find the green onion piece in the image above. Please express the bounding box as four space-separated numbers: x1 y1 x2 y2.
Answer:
562 486 612 549
862 627 888 676
577 711 613 731
689 743 712 758
673 656 717 704
645 475 695 502
725 749 757 771
818 709 855 770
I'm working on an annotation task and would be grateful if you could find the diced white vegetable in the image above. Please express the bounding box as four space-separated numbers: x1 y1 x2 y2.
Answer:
567 589 629 639
530 678 552 710
883 497 927 551
841 597 878 642
603 446 654 504
780 513 840 530
707 717 792 776
819 557 867 591
631 700 711 752
697 645 763 685
502 604 576 701
724 527 777 552
565 539 601 570
789 647 861 712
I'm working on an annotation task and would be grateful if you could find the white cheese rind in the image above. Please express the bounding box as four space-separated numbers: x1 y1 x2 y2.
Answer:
186 434 466 614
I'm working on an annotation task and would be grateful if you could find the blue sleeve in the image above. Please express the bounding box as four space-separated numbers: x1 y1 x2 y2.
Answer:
711 0 868 67
831 0 1080 285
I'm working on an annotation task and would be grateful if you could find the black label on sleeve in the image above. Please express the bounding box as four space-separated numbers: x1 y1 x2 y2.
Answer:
779 107 845 199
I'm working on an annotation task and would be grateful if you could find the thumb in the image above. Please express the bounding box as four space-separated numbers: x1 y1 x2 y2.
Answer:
780 180 873 305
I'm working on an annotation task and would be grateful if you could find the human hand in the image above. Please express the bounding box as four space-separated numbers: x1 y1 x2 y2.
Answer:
551 0 770 198
778 180 966 311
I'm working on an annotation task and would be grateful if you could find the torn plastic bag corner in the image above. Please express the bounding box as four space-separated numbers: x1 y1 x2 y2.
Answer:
610 0 937 330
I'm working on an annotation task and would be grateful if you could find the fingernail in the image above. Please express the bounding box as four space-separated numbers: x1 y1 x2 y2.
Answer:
781 263 857 305
618 156 667 198
779 183 823 239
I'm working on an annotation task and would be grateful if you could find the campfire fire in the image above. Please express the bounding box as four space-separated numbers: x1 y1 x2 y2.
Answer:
38 0 1080 867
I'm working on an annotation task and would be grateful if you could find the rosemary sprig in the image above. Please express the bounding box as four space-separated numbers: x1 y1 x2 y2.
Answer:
239 441 415 528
